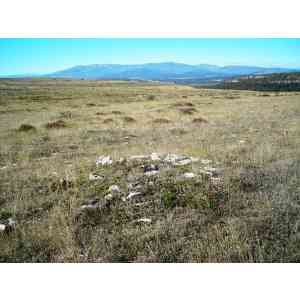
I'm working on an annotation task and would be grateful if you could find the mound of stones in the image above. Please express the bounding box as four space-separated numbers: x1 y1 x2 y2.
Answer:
82 153 223 219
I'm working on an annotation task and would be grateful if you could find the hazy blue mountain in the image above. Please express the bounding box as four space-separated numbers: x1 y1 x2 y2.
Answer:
45 62 297 81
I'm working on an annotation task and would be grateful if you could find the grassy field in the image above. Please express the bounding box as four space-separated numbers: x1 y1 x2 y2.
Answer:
0 78 299 262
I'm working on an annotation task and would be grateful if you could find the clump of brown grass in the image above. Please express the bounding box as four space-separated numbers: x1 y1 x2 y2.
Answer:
123 116 136 123
111 110 123 115
147 95 156 100
152 118 171 124
192 117 208 124
96 112 106 116
103 118 114 124
18 124 36 132
172 102 194 108
179 107 198 115
86 103 96 106
45 120 67 129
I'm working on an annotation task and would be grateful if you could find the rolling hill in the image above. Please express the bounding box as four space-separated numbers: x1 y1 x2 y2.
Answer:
46 62 297 82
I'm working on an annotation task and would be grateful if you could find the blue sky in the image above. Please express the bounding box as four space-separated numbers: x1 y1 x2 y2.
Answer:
0 38 300 76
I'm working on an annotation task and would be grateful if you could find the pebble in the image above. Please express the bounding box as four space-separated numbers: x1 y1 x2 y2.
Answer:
137 218 152 224
126 191 142 201
183 172 196 179
144 170 160 177
96 155 113 166
89 173 103 181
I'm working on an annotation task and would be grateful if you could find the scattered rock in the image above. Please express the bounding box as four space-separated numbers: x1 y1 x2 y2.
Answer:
183 172 196 179
89 173 103 181
0 224 6 232
136 218 152 224
104 194 113 201
173 158 192 166
201 159 212 164
143 164 159 172
145 170 160 177
126 191 142 201
150 152 161 161
164 154 187 164
108 185 121 197
96 155 113 166
203 166 222 177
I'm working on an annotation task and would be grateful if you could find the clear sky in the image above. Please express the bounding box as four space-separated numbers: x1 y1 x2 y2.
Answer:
0 38 300 76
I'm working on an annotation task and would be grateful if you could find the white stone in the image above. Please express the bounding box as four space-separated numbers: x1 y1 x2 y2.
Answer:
200 159 212 165
150 152 161 161
96 155 113 166
173 158 192 166
126 191 142 200
183 172 196 179
0 224 6 232
89 173 103 181
137 218 152 224
108 185 121 196
144 170 160 177
104 193 113 201
8 218 16 227
190 157 200 162
80 204 98 210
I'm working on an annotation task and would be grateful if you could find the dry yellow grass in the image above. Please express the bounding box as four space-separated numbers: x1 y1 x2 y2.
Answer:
0 79 299 262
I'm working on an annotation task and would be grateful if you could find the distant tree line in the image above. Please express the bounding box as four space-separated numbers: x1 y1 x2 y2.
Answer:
206 72 300 92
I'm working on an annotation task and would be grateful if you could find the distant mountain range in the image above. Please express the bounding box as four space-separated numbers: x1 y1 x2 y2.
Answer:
2 62 299 83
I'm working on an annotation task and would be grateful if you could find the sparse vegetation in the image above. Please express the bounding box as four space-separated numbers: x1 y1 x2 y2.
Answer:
0 78 299 262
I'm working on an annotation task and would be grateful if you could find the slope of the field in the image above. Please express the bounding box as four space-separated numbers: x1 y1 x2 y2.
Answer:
0 79 300 262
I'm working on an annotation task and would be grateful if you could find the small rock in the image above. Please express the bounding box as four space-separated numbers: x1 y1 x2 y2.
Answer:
108 185 121 196
173 158 192 166
80 204 99 211
89 173 103 181
0 166 7 170
137 218 152 224
126 191 142 201
143 164 159 172
164 153 185 163
104 193 113 201
8 218 16 228
203 166 222 177
117 157 126 164
96 155 113 166
183 172 196 179
190 157 200 162
144 170 160 177
0 224 6 232
200 159 212 164
150 153 161 161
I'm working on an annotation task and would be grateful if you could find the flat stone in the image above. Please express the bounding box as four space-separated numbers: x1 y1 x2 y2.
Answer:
89 173 103 181
137 218 152 224
183 172 196 179
200 159 212 164
144 170 160 177
173 158 192 166
150 153 161 161
108 185 121 196
126 191 142 201
96 155 113 166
